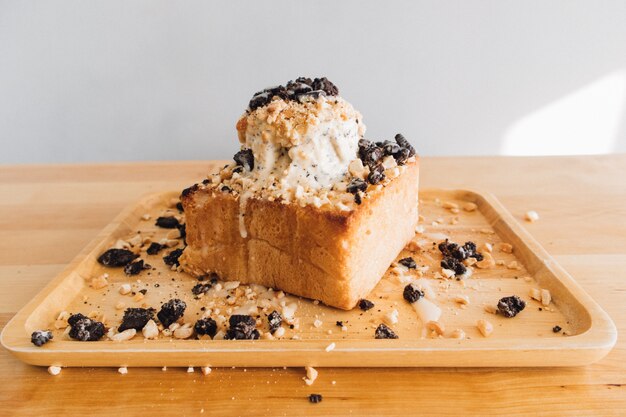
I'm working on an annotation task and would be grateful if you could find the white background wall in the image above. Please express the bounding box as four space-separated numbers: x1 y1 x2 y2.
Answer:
1 1 625 164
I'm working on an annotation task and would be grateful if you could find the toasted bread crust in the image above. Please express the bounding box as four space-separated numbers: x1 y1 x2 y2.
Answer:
180 159 419 310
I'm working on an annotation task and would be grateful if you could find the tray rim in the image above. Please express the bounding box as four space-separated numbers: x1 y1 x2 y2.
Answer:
1 188 617 367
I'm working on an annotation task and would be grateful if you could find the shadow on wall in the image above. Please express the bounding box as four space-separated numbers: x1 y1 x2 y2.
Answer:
501 71 626 156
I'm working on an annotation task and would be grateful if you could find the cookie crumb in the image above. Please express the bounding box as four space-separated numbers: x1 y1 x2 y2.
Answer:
201 366 212 375
325 342 336 352
187 366 194 373
118 366 128 375
552 325 562 333
358 299 375 311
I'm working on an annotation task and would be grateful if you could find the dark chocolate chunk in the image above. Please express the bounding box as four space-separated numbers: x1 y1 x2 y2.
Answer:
118 308 155 332
68 313 105 341
309 394 323 404
157 299 187 328
354 193 362 205
553 325 562 333
155 216 180 229
394 133 416 157
234 148 254 171
268 310 283 334
358 299 375 311
31 330 53 347
358 139 384 168
346 178 367 194
367 164 385 185
191 283 212 296
403 283 424 303
336 321 344 327
438 239 482 261
146 242 164 255
225 314 259 340
311 77 339 96
163 248 184 266
398 257 417 269
181 184 199 198
97 248 138 267
497 295 526 318
123 259 150 276
375 323 399 339
194 317 218 337
440 257 467 276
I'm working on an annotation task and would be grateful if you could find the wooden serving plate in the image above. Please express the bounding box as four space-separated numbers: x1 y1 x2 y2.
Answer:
0 189 616 368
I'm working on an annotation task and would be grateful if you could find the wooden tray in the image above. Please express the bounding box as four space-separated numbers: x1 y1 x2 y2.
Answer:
1 189 616 368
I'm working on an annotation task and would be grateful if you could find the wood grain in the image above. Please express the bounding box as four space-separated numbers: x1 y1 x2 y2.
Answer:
1 155 625 416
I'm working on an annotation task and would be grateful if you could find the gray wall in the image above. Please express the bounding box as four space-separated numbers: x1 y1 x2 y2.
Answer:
1 1 625 164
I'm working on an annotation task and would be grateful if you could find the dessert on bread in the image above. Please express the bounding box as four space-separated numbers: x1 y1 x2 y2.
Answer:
180 77 419 310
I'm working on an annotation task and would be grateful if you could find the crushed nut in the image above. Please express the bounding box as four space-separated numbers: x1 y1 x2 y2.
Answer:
90 275 108 290
481 242 493 253
304 366 318 386
541 289 552 306
525 210 540 222
201 366 212 376
483 304 498 314
507 260 521 270
187 366 194 373
313 319 323 328
142 319 159 339
426 321 445 336
443 201 459 210
48 366 62 376
450 329 466 340
115 301 126 310
174 324 193 339
453 295 470 306
119 284 132 295
476 253 496 269
110 329 137 342
463 202 478 212
325 342 336 352
384 309 399 325
500 243 514 253
477 319 493 337
118 366 128 374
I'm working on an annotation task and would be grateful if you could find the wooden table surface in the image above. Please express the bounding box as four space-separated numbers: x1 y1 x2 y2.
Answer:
1 155 625 416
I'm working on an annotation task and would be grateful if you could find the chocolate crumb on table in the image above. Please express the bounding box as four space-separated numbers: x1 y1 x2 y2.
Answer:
118 308 156 332
497 295 526 318
374 323 398 339
146 242 164 255
309 393 323 404
97 248 138 267
358 299 374 311
553 325 562 333
225 315 259 340
398 257 417 269
155 216 181 229
194 317 218 337
403 283 424 303
31 330 53 347
163 248 184 266
157 299 187 328
268 310 283 334
123 259 150 276
67 313 105 341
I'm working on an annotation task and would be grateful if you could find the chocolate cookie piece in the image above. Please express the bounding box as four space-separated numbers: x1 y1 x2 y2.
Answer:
374 323 399 339
403 283 424 303
97 249 138 267
155 216 180 229
309 394 323 404
224 314 259 340
497 295 526 318
234 148 254 171
358 299 375 311
194 317 218 337
157 299 187 328
441 257 467 276
31 330 53 347
163 248 184 267
146 242 164 255
398 257 417 269
268 310 283 334
68 313 105 341
118 308 155 332
346 178 368 194
124 259 150 276
191 283 212 296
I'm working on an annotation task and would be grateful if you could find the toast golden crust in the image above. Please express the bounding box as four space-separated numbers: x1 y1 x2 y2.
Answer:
180 159 419 310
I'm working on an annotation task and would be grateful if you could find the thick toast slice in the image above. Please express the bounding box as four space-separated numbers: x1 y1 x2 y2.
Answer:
180 159 419 310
